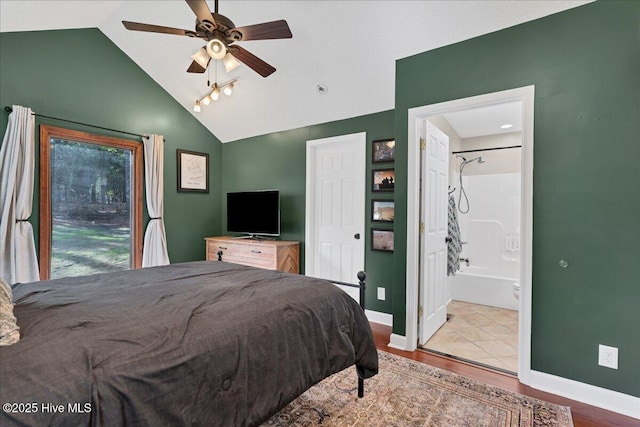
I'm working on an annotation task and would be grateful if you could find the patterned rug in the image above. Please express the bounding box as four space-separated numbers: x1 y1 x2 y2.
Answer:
263 351 573 426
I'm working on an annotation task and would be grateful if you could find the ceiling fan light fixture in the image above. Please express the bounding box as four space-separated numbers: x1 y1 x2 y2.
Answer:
191 47 210 69
206 37 227 60
193 100 201 112
222 53 241 72
122 4 292 78
223 83 234 96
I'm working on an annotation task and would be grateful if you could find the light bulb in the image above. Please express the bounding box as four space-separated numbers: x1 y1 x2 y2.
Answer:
206 38 226 60
191 47 210 69
211 86 220 101
224 83 234 96
193 100 201 112
222 53 240 72
201 94 211 105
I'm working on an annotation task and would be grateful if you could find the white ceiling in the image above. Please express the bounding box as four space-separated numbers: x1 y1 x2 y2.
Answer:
442 102 523 139
1 1 590 142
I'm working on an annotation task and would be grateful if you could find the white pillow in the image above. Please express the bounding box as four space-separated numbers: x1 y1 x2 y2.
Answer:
0 278 20 345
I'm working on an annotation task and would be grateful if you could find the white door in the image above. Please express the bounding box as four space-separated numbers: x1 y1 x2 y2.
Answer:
419 121 449 345
305 133 366 285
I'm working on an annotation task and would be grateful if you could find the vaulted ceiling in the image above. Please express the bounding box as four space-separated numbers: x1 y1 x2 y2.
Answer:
1 1 589 142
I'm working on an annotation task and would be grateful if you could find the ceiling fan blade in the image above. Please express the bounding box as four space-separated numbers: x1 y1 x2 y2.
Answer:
229 45 276 77
122 21 193 36
233 20 292 41
187 60 207 73
185 0 217 30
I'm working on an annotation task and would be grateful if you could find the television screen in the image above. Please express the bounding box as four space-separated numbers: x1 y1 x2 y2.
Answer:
226 190 280 237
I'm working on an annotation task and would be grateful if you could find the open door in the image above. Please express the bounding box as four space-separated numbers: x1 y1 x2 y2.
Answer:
419 121 449 345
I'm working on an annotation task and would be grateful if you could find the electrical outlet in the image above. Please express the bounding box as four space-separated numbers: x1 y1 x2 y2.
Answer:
377 287 386 301
598 344 618 369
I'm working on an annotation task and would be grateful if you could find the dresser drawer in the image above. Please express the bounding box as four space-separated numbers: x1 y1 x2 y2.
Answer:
207 240 240 259
238 245 275 259
205 237 300 273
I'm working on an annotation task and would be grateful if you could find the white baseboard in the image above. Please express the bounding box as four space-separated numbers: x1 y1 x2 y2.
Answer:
529 370 640 420
379 330 639 419
365 310 393 326
388 333 409 350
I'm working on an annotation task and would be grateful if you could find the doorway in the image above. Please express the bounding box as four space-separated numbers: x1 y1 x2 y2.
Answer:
304 132 366 289
406 86 534 384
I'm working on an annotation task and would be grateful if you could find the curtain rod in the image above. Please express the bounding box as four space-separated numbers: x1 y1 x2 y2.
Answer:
452 145 521 155
4 106 148 141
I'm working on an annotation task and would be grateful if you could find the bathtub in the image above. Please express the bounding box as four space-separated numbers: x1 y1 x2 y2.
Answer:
450 266 519 311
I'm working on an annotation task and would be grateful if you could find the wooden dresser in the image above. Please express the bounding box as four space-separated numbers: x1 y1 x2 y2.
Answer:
205 236 300 274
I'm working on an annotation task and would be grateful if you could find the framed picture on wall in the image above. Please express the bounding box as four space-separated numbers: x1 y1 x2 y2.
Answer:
372 200 394 223
372 169 395 192
177 149 209 193
372 138 395 163
371 228 394 252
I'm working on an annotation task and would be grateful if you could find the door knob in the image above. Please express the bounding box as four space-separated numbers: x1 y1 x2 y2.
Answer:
354 233 361 240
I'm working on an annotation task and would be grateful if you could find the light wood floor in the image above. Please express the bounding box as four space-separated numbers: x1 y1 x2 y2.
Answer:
371 322 637 427
423 300 519 372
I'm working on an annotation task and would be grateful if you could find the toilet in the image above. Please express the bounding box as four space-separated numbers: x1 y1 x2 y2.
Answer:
513 282 520 300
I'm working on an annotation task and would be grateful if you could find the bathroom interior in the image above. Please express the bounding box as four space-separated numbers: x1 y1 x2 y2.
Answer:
422 102 522 374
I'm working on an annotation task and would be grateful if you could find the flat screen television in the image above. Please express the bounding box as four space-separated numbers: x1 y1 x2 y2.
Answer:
226 190 280 237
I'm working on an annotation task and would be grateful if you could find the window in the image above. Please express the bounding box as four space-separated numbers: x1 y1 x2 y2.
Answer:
39 125 143 280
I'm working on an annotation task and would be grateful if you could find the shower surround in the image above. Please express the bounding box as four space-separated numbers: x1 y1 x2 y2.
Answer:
451 172 521 310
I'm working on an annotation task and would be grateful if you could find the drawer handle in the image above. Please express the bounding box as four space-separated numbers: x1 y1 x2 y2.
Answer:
251 250 262 254
218 246 228 250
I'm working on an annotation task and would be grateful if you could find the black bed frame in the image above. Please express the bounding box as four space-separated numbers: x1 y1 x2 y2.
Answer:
216 251 368 398
331 271 367 398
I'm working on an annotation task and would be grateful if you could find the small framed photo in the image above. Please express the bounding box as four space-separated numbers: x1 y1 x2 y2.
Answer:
372 169 395 192
372 138 395 163
371 228 394 252
372 200 394 223
177 149 209 193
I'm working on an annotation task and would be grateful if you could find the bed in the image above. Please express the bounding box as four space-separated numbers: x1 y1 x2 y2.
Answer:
0 261 378 426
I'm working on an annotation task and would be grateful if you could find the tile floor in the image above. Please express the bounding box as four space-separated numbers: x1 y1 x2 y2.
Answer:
422 300 519 372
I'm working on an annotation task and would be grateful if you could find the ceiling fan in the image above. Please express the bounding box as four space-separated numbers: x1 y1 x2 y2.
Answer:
122 0 292 77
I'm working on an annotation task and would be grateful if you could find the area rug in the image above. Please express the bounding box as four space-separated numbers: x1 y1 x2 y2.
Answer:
263 351 573 426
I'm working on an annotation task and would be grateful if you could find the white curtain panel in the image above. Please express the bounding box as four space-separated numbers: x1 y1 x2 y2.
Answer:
0 105 39 285
142 134 170 267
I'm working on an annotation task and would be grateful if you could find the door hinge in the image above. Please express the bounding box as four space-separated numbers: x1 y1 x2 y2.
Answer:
418 305 423 318
419 222 425 233
420 138 426 151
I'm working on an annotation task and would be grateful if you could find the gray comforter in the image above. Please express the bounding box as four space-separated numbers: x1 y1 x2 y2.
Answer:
0 261 378 426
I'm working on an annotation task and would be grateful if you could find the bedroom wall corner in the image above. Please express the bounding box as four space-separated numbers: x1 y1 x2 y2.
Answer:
221 110 395 315
0 28 223 265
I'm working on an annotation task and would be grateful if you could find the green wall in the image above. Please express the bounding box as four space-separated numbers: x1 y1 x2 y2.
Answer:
393 1 639 396
221 111 395 314
0 28 222 263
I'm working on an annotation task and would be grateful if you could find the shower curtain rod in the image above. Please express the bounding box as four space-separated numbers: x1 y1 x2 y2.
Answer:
4 106 150 141
452 145 521 155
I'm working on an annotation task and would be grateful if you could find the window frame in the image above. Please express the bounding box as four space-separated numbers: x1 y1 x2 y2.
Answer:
39 125 143 280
